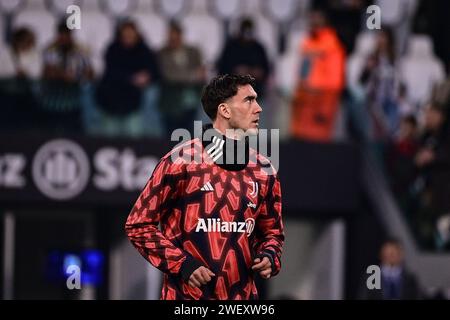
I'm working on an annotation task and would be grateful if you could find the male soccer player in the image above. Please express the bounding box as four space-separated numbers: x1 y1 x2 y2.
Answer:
125 74 284 300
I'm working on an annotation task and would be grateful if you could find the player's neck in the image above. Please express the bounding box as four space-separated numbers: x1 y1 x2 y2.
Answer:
212 122 244 141
202 123 250 171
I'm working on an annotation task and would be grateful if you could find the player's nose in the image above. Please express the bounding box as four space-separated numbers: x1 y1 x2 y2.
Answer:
255 102 262 113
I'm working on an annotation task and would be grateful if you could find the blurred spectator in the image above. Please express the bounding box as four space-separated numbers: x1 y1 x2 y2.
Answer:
385 115 419 211
40 20 93 134
376 0 419 56
312 0 371 54
345 32 377 142
216 17 270 100
158 21 206 136
436 213 450 250
0 27 41 79
431 77 450 111
413 103 450 249
95 20 160 138
359 27 400 139
359 238 422 299
0 27 41 131
290 8 345 142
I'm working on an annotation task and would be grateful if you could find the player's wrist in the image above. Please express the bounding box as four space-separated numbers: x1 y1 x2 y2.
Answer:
180 256 204 282
256 251 275 275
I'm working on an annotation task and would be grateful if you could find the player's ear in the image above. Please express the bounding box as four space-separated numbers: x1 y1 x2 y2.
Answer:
218 103 231 120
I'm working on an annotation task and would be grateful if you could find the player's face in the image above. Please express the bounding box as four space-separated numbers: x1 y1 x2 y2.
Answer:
227 84 262 135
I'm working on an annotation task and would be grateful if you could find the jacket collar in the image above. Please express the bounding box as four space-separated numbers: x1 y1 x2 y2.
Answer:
201 124 249 171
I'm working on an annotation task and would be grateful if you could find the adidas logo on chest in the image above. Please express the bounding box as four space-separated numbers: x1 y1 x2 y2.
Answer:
200 181 214 191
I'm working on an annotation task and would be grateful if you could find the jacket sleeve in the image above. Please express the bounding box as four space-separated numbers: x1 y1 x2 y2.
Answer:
125 157 203 280
253 173 284 276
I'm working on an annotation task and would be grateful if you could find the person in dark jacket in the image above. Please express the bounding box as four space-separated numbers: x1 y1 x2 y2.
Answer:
216 18 270 100
95 19 160 137
413 103 450 249
359 238 422 300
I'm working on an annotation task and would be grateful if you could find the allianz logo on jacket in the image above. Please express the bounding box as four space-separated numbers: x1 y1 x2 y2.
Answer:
195 218 255 237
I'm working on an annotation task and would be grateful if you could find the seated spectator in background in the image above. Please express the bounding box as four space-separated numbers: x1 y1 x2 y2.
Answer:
359 238 422 300
290 8 345 142
413 103 450 249
95 20 160 138
436 213 450 251
0 27 41 131
385 115 419 212
359 27 400 140
41 20 93 134
431 76 450 111
216 17 270 100
0 27 41 79
158 20 205 136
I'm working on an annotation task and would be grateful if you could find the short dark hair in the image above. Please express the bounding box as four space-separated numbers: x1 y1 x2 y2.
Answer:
11 27 35 50
169 19 183 34
382 237 403 249
115 19 141 42
57 19 71 34
239 17 254 33
402 114 418 127
201 74 256 120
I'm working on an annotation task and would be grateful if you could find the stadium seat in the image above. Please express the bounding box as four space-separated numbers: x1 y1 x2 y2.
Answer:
245 0 264 15
399 35 446 107
73 11 113 76
12 0 56 50
181 13 223 65
168 0 223 65
275 30 306 94
101 0 139 16
346 32 376 91
376 0 419 54
376 0 418 26
375 0 404 26
82 0 102 11
131 12 166 50
46 0 83 15
353 31 377 57
0 14 5 45
257 15 278 60
136 0 152 12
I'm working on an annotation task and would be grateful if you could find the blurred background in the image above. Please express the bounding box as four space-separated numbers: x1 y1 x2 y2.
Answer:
1 0 450 300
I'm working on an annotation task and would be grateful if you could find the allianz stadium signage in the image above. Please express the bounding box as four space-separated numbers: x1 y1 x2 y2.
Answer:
0 135 168 204
1 133 359 213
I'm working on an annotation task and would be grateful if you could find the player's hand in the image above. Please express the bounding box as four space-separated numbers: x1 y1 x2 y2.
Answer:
188 266 215 288
252 257 272 279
